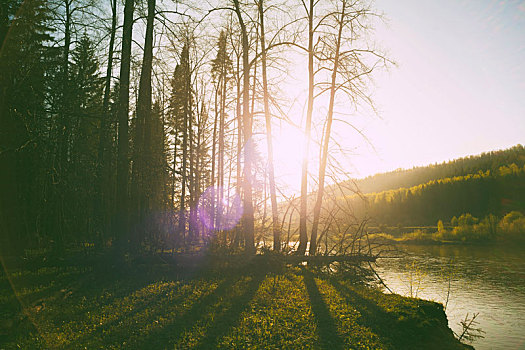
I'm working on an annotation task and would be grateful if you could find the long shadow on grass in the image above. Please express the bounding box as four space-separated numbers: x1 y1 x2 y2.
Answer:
302 269 344 350
0 266 90 343
194 272 265 348
51 268 167 333
67 279 190 348
329 278 414 349
131 274 243 349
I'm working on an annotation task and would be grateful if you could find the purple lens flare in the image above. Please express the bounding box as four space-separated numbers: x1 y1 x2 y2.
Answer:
198 186 243 231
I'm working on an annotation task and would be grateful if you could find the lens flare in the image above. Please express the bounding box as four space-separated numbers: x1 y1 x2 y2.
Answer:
197 186 243 231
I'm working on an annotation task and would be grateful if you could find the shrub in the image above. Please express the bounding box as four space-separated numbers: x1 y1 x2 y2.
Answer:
457 213 478 227
499 211 525 242
402 229 431 241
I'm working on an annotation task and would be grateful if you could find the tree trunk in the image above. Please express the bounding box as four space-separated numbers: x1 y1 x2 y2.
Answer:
235 54 242 193
178 44 190 244
96 0 117 248
298 0 315 255
258 0 280 251
309 0 346 255
115 0 135 252
233 39 242 248
217 72 226 233
53 0 73 254
59 0 71 169
211 86 218 190
233 0 255 254
188 60 196 241
132 0 155 250
171 122 178 205
210 86 218 229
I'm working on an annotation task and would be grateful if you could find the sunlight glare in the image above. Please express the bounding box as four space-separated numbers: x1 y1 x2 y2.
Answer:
269 124 308 195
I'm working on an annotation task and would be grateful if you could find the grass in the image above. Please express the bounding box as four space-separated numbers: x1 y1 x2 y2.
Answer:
0 252 470 349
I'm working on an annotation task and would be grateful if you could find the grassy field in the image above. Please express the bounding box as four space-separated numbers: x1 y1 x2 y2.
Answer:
1 252 470 349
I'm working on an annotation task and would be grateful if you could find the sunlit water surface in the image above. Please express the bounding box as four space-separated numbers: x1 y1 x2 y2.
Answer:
375 244 525 350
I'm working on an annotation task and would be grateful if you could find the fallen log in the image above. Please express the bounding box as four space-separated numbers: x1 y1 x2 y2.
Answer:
159 252 376 270
203 253 376 265
280 254 376 264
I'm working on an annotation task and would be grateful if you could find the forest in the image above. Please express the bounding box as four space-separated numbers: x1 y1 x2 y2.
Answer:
0 0 393 258
1 0 523 256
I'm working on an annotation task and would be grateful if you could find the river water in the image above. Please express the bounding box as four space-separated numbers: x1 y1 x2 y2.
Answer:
375 244 525 350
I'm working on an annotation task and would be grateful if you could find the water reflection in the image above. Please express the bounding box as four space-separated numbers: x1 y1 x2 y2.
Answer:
375 244 525 350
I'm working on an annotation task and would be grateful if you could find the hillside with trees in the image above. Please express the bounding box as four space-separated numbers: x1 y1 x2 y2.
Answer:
341 144 525 195
328 145 525 229
365 163 525 226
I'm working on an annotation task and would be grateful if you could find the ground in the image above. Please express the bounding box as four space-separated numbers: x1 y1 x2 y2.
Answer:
0 252 470 349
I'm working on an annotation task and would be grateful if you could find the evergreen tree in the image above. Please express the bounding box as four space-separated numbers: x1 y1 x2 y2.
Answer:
66 35 104 242
169 43 192 242
0 0 53 254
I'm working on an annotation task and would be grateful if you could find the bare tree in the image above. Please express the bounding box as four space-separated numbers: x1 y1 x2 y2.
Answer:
233 0 255 254
309 0 347 255
309 0 389 255
95 0 118 246
297 0 315 255
257 0 280 251
115 0 134 251
132 0 156 249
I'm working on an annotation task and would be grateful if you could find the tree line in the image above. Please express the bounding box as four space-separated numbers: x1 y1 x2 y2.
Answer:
0 0 388 257
357 163 525 227
391 211 525 243
339 144 525 195
280 145 525 247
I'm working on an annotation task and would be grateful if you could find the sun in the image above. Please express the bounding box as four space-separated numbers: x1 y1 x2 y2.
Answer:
267 123 308 195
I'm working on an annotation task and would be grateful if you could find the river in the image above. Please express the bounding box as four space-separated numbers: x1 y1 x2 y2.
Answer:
375 244 525 350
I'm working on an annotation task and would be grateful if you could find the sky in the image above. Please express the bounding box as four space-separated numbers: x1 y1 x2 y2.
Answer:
268 0 525 195
353 0 525 176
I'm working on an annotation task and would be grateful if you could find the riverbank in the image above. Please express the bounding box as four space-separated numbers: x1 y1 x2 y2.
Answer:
370 231 525 246
374 234 525 246
375 243 525 349
369 211 525 245
370 233 489 246
0 252 470 349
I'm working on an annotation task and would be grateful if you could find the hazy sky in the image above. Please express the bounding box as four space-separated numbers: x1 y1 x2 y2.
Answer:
353 0 525 177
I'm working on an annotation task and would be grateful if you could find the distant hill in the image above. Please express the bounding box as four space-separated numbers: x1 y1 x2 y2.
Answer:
329 145 525 226
341 144 525 195
363 165 525 226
